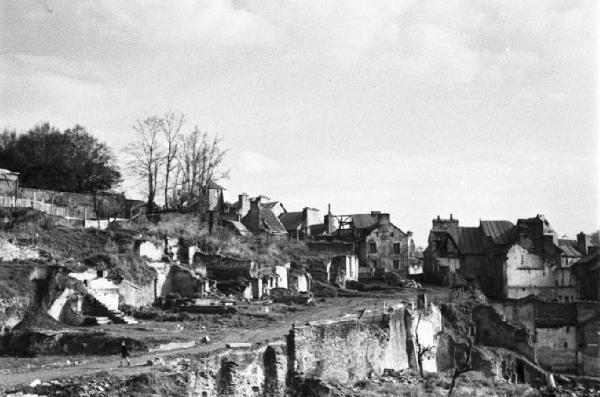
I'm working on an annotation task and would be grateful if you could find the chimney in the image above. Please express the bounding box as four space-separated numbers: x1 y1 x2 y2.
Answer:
238 193 250 218
324 205 335 234
376 213 390 226
577 232 590 256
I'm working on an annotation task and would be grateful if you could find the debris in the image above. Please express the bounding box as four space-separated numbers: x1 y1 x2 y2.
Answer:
226 342 251 348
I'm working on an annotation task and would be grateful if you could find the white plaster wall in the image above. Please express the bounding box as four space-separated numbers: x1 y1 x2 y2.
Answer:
137 240 163 261
296 275 309 292
437 257 459 272
147 261 171 298
274 265 288 289
506 245 577 299
243 284 253 300
410 305 442 373
408 263 424 275
346 256 359 281
48 288 74 320
83 277 120 311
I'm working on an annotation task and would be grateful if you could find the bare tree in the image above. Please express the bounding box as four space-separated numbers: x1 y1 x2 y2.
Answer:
174 127 229 212
448 327 474 396
414 312 440 377
126 117 164 214
160 111 184 210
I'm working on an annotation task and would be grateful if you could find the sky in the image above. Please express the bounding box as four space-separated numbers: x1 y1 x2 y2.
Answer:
1 0 598 245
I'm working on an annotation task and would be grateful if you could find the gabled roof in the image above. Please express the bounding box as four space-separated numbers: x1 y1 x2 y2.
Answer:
260 209 287 233
443 226 485 255
279 212 303 230
262 201 283 210
309 224 326 236
351 214 378 229
572 251 600 272
222 219 252 236
558 239 583 258
480 220 515 245
456 227 486 255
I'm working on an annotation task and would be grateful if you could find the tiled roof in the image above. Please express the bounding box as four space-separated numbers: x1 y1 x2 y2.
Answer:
446 226 486 255
223 219 251 236
572 251 600 272
279 212 303 230
262 201 281 210
457 227 486 255
309 224 326 235
558 239 583 258
351 214 378 229
261 209 287 233
480 220 515 245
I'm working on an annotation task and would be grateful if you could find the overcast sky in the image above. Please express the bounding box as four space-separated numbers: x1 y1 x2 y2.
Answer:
1 0 598 244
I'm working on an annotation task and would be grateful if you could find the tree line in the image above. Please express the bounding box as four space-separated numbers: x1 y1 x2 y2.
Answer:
0 112 229 215
124 111 229 214
0 123 121 193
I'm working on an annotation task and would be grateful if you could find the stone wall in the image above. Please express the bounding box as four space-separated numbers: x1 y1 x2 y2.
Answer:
0 297 28 332
577 302 600 377
186 341 288 397
535 326 577 372
183 304 442 395
473 305 536 363
290 307 423 383
0 238 40 261
135 240 164 261
119 279 156 308
306 241 354 256
361 225 410 276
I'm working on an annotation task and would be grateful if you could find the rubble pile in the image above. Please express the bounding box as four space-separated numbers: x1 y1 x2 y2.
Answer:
376 368 422 385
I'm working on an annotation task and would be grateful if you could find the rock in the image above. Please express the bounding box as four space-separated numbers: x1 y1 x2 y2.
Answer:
201 335 211 344
29 379 41 387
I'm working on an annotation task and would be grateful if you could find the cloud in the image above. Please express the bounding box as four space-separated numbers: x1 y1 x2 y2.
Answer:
236 150 281 175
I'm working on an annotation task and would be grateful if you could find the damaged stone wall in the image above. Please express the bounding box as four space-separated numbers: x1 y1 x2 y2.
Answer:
291 307 412 383
0 238 40 261
577 302 600 377
473 305 536 363
489 299 594 375
186 341 288 397
0 297 28 332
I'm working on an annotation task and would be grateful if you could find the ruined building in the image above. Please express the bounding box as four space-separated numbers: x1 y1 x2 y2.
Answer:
571 233 600 301
424 214 592 301
279 207 323 240
241 196 288 236
315 209 415 278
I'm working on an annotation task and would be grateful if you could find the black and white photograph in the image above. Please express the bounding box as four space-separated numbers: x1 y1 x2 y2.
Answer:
0 1 598 396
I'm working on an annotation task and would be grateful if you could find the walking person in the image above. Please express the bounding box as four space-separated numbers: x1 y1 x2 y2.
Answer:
120 341 131 367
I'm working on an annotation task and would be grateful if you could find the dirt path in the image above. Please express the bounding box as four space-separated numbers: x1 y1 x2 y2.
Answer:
0 295 409 388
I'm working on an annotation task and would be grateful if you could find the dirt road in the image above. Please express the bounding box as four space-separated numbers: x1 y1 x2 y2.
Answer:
0 294 425 388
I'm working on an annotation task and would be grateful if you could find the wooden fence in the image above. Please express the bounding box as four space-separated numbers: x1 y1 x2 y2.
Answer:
0 195 86 219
